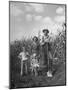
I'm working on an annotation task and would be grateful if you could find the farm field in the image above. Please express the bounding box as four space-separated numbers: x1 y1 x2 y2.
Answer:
10 61 66 89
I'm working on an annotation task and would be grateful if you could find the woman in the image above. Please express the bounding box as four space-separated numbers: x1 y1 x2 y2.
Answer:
32 36 40 57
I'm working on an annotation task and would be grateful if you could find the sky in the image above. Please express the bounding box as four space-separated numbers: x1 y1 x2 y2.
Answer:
10 2 66 42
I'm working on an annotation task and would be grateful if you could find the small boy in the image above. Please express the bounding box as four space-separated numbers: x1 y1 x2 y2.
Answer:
30 53 39 76
18 46 29 76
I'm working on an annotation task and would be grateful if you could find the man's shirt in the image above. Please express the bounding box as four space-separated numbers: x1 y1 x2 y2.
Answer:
40 35 52 51
40 35 50 45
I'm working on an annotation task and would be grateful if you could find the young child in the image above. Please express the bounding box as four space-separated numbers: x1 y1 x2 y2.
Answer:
18 46 29 76
30 53 39 76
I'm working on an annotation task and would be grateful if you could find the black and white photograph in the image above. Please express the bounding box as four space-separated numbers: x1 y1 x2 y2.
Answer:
9 1 66 89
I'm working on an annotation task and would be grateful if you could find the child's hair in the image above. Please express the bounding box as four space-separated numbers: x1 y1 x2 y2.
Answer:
22 46 25 49
32 53 36 57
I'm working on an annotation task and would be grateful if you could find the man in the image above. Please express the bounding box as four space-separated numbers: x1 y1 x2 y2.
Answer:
40 29 53 77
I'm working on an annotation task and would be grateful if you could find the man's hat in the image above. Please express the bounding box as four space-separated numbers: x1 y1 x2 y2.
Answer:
42 29 49 33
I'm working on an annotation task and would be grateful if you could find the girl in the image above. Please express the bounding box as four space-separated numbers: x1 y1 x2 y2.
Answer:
30 53 39 76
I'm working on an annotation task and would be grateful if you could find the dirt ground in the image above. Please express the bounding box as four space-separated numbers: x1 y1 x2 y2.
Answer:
10 62 66 89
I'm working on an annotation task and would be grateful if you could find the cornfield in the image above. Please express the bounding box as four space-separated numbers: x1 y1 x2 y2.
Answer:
10 23 66 88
